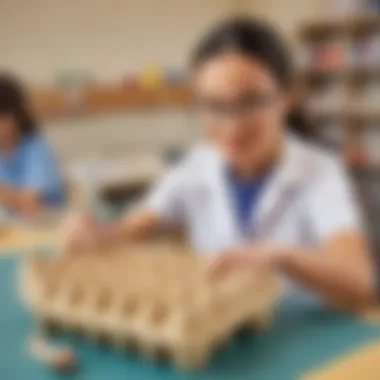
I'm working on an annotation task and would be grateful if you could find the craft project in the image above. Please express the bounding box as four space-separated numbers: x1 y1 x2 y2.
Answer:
20 243 278 369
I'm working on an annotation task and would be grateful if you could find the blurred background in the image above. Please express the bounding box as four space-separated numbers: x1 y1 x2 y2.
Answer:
1 0 380 247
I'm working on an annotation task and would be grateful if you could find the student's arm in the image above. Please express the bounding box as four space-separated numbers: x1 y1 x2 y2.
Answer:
0 182 40 215
286 159 376 308
109 206 164 241
276 231 375 309
212 230 375 309
59 206 161 252
61 159 187 251
212 160 377 309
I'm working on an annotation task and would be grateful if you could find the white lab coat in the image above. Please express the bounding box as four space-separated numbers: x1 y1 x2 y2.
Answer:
146 134 362 301
147 134 362 254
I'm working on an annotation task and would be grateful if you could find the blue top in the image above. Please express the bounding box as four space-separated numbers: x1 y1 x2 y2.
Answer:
0 134 65 206
227 169 270 237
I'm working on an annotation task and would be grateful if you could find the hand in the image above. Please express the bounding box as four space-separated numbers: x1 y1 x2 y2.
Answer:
59 212 118 254
17 191 40 216
209 242 290 277
0 182 39 216
0 181 8 198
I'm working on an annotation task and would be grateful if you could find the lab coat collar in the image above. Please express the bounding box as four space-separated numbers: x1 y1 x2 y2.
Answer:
208 133 315 242
208 145 241 247
253 134 315 238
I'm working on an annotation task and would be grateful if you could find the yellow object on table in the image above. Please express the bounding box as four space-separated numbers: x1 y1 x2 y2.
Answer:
0 224 58 254
0 210 63 253
302 341 380 380
360 308 380 324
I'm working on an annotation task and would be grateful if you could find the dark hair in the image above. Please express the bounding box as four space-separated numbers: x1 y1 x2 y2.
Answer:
0 73 37 136
191 17 315 139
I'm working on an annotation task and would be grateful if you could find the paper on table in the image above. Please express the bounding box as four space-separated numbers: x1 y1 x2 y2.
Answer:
302 340 380 380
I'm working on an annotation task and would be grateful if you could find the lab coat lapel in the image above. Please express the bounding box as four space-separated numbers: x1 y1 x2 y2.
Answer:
208 148 242 247
253 136 311 239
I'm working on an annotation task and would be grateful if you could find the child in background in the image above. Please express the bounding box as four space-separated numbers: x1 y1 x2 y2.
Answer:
0 73 65 217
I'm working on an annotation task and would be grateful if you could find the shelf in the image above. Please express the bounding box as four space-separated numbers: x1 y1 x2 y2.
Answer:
303 66 380 82
351 14 380 36
349 112 380 124
300 18 346 40
300 14 380 191
30 84 193 120
300 15 380 40
302 67 344 80
308 110 380 124
349 163 380 176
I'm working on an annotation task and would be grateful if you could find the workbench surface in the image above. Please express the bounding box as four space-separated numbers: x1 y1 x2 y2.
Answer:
1 253 380 380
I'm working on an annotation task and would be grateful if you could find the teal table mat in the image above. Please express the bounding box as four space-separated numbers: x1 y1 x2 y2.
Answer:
1 255 379 380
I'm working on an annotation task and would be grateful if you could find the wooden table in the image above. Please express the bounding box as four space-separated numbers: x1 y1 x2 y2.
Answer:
2 222 380 379
0 224 58 254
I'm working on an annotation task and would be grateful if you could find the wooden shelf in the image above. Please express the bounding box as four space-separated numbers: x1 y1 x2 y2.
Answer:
302 67 344 80
309 110 380 123
303 66 380 82
349 163 380 176
300 18 345 40
30 84 193 120
350 67 380 85
351 14 380 36
300 15 380 40
300 12 380 197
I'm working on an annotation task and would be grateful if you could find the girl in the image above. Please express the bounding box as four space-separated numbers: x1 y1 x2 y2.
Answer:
62 18 376 309
0 74 65 216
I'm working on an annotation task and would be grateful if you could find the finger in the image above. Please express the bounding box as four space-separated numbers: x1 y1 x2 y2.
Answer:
82 212 98 230
59 233 81 256
210 250 258 277
60 226 87 255
81 228 103 252
208 253 234 277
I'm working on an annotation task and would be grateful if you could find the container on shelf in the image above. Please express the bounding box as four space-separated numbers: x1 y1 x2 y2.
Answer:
329 0 363 17
54 70 94 90
350 32 380 67
305 38 349 71
122 73 140 88
139 65 163 90
344 133 367 165
361 124 380 164
351 79 380 115
366 0 380 13
306 81 348 116
163 68 187 85
54 69 95 114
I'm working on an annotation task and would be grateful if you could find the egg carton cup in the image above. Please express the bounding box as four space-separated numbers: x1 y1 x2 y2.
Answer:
19 245 278 369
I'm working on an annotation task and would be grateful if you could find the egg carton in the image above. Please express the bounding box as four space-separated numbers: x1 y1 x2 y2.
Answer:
19 244 278 369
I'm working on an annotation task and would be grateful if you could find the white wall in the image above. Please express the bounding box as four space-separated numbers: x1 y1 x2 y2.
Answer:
247 0 329 45
0 0 235 178
0 0 329 83
0 0 328 184
0 0 235 84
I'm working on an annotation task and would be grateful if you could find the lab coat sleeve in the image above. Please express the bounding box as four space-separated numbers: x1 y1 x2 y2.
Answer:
306 159 363 240
145 163 187 226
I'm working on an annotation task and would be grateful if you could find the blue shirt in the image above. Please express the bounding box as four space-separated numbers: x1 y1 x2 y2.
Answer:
0 134 65 206
227 169 270 237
